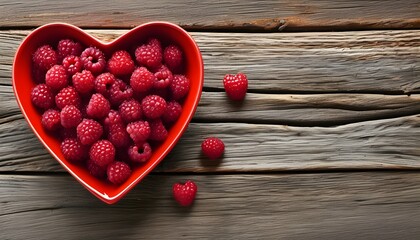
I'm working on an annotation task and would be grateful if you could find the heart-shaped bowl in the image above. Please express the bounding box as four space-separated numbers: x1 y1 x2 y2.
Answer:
13 22 203 204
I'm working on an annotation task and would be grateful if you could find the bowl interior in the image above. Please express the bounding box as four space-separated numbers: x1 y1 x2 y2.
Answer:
13 22 203 204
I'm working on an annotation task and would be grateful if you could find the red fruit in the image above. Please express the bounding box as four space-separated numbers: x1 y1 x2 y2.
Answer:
119 99 142 123
128 142 152 163
107 124 130 148
201 137 225 160
107 161 132 185
126 121 151 143
153 65 173 89
45 65 68 91
61 138 88 162
31 84 55 110
62 55 83 75
107 50 135 76
80 46 106 75
72 70 95 94
170 74 190 100
104 110 124 131
163 44 183 72
60 127 77 140
141 95 167 119
32 45 58 72
86 93 111 119
57 39 83 62
162 101 182 125
173 180 197 207
41 109 61 131
76 119 103 145
130 67 156 93
135 38 162 70
94 72 116 97
148 119 168 142
60 105 82 128
87 158 107 179
223 73 248 101
109 79 133 106
55 86 81 110
89 140 115 167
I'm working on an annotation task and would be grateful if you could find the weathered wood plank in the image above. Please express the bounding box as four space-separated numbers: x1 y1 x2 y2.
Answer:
2 30 419 93
0 0 419 30
2 110 420 172
2 173 420 239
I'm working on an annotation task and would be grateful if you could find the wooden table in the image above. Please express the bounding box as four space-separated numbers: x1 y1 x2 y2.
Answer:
1 1 420 239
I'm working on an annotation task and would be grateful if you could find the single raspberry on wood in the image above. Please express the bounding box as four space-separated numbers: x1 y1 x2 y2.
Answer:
107 50 135 76
76 118 103 145
57 39 83 62
61 138 88 162
173 180 197 207
107 161 132 185
62 55 83 76
141 95 167 119
128 142 152 163
130 67 156 93
201 137 225 160
223 73 248 101
32 45 58 72
126 121 151 143
135 38 162 70
86 93 111 119
119 99 142 123
55 86 81 110
72 70 95 95
163 44 184 72
170 74 190 101
80 46 106 75
41 109 61 131
31 84 55 110
60 105 82 128
89 140 116 167
45 65 68 91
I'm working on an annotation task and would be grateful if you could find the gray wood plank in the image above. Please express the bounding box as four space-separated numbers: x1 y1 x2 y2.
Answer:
2 173 420 239
2 30 419 93
0 0 419 30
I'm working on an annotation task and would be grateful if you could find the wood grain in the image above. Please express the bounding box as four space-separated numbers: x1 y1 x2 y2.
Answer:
1 30 419 93
2 173 420 239
0 0 419 31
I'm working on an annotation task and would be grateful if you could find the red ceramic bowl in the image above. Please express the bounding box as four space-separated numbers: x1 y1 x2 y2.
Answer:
12 22 203 204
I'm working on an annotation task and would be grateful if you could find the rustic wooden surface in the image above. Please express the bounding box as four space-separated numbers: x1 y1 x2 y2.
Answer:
1 1 420 239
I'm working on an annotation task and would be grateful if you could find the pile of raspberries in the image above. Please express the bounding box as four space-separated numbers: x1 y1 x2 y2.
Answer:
30 38 189 185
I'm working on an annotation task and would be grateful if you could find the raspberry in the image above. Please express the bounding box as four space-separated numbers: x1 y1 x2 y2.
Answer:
45 65 68 91
162 101 182 125
87 158 107 179
72 70 95 94
128 142 152 163
201 137 225 160
173 180 197 207
153 65 173 89
57 39 82 62
107 50 135 76
107 161 131 185
170 74 190 100
149 119 168 142
141 95 167 119
30 84 55 110
119 99 142 123
41 109 61 131
60 105 82 128
109 79 133 106
86 93 111 119
163 44 183 72
62 55 83 75
223 73 248 101
94 72 116 97
89 140 115 167
32 45 58 72
135 38 162 70
130 67 155 93
60 138 88 162
80 47 106 75
107 124 130 148
104 110 124 131
76 119 103 145
55 86 81 110
126 121 150 143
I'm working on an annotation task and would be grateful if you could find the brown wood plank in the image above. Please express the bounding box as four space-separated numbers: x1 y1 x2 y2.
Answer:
2 173 420 239
0 1 419 30
2 30 419 93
